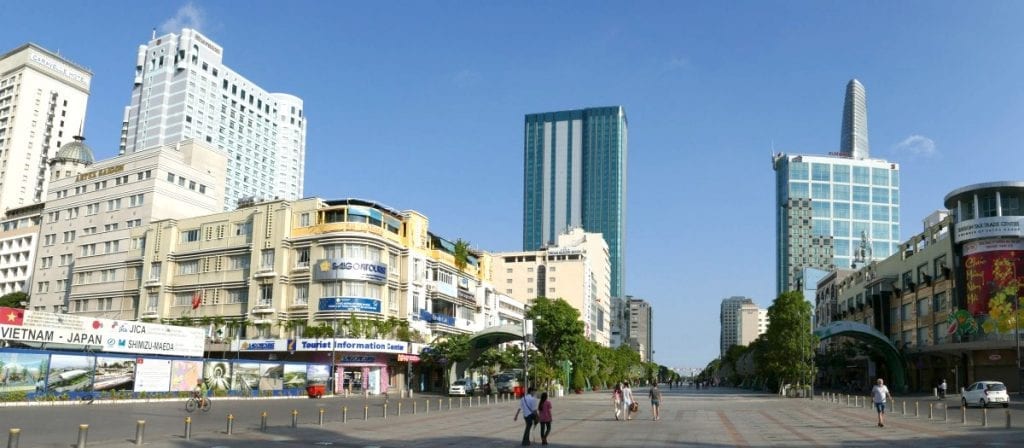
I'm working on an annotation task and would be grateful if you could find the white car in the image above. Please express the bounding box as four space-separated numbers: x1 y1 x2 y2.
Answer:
962 381 1010 408
448 379 475 396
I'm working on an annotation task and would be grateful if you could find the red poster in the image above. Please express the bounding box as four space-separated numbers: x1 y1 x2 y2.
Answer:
963 247 1024 316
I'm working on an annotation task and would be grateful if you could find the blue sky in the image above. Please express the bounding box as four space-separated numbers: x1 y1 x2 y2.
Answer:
4 1 1024 370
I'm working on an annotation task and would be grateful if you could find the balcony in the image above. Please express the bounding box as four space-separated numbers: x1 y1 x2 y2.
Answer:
254 267 277 278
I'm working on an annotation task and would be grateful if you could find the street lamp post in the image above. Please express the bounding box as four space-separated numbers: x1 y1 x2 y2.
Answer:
523 319 534 393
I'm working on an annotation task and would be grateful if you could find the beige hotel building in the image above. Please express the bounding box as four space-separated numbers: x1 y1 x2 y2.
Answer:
491 228 612 346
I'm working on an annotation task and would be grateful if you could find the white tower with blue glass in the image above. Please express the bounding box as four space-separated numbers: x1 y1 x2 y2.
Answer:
773 80 900 295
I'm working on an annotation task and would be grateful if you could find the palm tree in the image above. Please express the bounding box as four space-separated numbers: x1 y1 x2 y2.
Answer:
453 239 471 272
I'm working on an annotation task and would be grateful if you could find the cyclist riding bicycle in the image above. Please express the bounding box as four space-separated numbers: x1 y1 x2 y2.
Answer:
193 379 209 407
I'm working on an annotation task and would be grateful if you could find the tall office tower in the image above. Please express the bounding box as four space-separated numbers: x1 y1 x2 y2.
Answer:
0 44 91 215
720 296 754 356
120 29 306 210
626 297 653 362
773 80 900 295
522 106 627 297
840 79 869 160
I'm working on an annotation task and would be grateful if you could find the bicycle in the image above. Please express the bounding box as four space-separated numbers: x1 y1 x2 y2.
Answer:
185 394 212 413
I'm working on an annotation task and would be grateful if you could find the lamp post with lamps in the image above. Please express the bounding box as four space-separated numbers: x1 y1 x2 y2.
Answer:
523 318 534 392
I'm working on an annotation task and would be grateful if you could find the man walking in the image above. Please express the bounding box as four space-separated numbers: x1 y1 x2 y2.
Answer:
939 379 947 399
871 378 893 427
514 387 539 445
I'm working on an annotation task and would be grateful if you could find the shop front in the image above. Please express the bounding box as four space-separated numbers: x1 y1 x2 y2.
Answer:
336 354 390 395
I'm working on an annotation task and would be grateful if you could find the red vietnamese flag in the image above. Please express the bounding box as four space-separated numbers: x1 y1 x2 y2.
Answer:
0 307 24 326
191 292 202 310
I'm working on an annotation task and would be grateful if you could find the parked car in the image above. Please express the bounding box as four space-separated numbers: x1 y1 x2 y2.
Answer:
962 381 1010 408
448 379 476 396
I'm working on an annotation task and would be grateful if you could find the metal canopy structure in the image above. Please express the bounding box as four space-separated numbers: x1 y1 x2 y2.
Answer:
814 320 909 393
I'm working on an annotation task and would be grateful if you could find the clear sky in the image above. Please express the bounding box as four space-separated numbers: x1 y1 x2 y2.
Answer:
4 1 1024 370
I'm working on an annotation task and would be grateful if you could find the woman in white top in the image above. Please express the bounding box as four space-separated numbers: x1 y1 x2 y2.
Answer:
621 381 636 421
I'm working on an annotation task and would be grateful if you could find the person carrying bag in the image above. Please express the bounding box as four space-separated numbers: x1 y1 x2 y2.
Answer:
513 387 539 445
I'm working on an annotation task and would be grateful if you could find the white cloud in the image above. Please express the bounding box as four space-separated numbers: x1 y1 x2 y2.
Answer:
893 134 936 156
160 3 205 34
666 55 690 70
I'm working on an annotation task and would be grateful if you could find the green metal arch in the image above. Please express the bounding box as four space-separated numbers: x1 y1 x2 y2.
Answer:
463 324 526 368
814 321 908 393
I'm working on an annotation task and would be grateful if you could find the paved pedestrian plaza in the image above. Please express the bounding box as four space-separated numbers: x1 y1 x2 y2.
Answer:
2 387 1022 447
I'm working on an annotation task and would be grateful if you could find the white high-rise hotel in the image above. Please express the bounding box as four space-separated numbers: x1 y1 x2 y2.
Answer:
120 29 306 210
0 44 92 215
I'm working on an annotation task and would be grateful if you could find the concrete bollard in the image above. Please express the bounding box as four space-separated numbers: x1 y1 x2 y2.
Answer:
468 396 473 407
961 405 967 424
319 408 325 426
929 403 933 420
944 405 948 422
487 395 491 406
76 424 88 448
383 403 388 419
902 401 906 416
854 396 858 408
1007 408 1012 428
291 410 299 428
8 428 20 448
846 394 850 406
448 397 452 411
414 400 418 414
184 417 192 440
983 407 988 427
915 401 920 418
227 414 234 435
343 406 348 423
364 405 369 421
398 401 403 416
459 397 463 408
425 399 430 414
438 398 443 411
410 389 414 399
260 412 268 432
135 421 145 446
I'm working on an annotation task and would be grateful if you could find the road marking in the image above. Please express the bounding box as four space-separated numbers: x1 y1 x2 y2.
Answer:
717 411 749 447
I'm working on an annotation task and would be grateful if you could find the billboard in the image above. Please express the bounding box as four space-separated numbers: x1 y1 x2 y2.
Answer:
963 239 1024 318
318 297 381 313
0 351 48 393
0 308 205 357
47 354 95 393
93 356 135 391
134 358 171 392
312 259 387 283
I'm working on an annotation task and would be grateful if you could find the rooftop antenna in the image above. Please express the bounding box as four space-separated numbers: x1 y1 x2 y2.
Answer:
151 28 156 40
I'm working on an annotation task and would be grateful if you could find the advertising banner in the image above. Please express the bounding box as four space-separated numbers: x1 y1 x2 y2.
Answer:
0 308 205 357
955 216 1024 243
312 259 387 283
962 239 1024 316
203 360 232 391
232 362 260 392
283 364 307 389
134 358 171 392
318 297 381 313
306 364 329 386
170 360 203 391
230 339 281 352
93 356 135 391
47 354 95 393
0 351 48 393
259 363 283 391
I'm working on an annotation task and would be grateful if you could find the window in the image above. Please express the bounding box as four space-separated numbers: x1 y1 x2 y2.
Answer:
258 284 273 306
260 249 274 270
127 219 143 228
178 260 199 275
97 298 114 311
917 298 929 316
41 256 53 269
55 280 66 291
932 291 947 313
59 254 74 266
167 172 175 182
104 223 119 232
107 198 122 211
80 244 96 256
234 221 252 236
230 255 250 270
295 248 309 267
294 284 308 306
131 237 146 250
36 281 49 293
129 194 145 207
175 292 193 307
299 213 311 227
228 288 248 304
150 262 162 280
933 323 945 345
181 229 200 243
389 287 398 311
147 293 159 312
917 327 928 347
62 230 76 243
43 234 56 246
86 203 100 215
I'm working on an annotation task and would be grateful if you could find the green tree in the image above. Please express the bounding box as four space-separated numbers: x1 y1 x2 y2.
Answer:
526 297 586 368
453 239 471 272
755 291 817 392
0 292 28 308
423 334 471 386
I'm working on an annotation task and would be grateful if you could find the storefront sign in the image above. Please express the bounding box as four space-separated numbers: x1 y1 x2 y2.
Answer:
989 354 1002 361
235 340 281 351
233 338 407 354
955 216 1024 243
0 307 204 357
457 289 476 302
340 356 376 363
312 259 387 283
419 310 455 326
397 354 420 363
318 297 381 313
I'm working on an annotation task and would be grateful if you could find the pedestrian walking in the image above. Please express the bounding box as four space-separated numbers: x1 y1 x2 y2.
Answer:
612 383 623 420
871 378 893 427
514 387 539 445
537 392 552 445
649 383 662 421
622 381 637 421
939 379 947 399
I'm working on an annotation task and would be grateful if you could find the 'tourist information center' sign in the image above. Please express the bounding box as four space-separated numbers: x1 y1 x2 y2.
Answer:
0 307 205 357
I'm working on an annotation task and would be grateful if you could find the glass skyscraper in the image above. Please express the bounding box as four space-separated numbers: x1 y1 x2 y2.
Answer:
523 106 627 297
773 80 900 295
